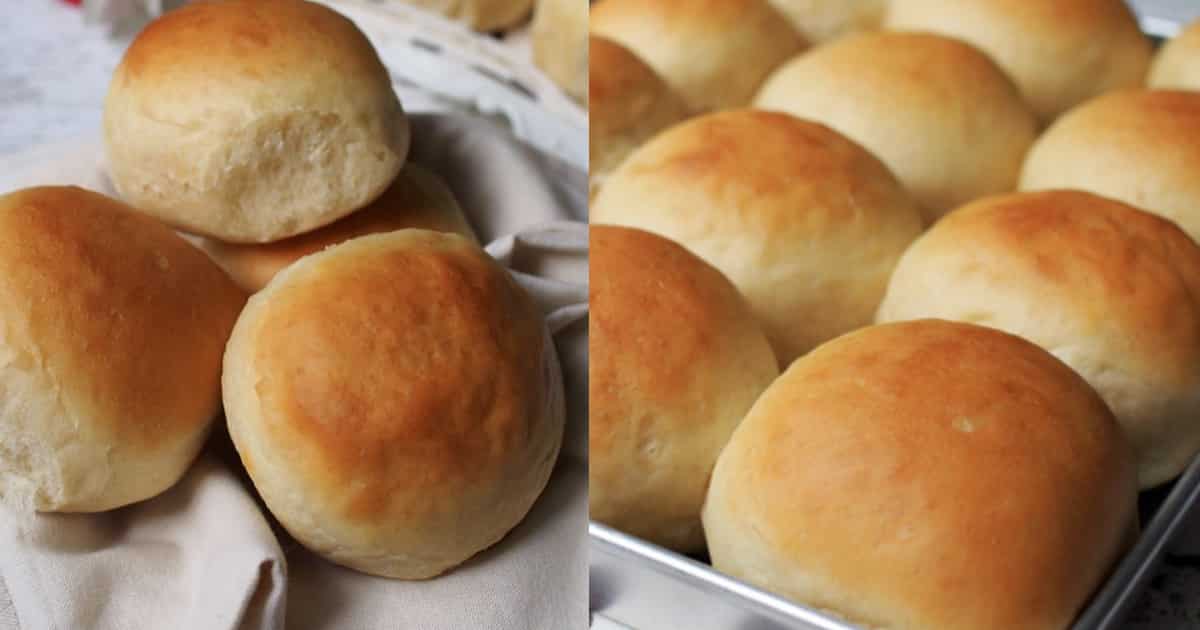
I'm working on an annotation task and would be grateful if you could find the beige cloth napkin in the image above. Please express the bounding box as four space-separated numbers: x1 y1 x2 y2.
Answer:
0 112 589 630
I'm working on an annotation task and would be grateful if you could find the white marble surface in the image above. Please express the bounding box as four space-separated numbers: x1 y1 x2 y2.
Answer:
0 1 1198 629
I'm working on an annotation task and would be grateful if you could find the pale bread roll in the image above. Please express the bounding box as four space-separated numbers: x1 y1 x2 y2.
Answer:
766 0 884 43
400 0 533 31
532 0 588 102
755 31 1037 221
104 0 409 243
886 0 1151 122
588 36 690 199
589 225 778 552
592 110 924 366
223 230 561 579
1019 89 1200 243
1150 20 1200 91
0 187 244 513
199 164 476 293
589 0 806 111
703 320 1138 630
877 191 1200 488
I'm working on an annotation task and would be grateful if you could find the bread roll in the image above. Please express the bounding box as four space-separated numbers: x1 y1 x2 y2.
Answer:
765 0 884 43
588 36 690 199
589 226 778 552
223 230 561 579
703 320 1138 630
877 191 1200 488
0 187 244 513
532 0 588 102
592 110 924 366
200 164 476 293
104 0 409 243
1019 90 1200 243
886 0 1151 122
401 0 532 31
589 0 805 111
755 32 1037 221
1150 20 1200 90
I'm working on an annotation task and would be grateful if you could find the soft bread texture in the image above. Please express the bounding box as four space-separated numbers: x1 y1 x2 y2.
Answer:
104 0 409 243
1150 20 1200 90
703 320 1138 630
877 191 1200 488
0 187 245 513
532 0 588 103
589 226 778 552
886 0 1151 122
402 0 533 31
589 0 805 111
199 164 476 293
1019 90 1200 244
765 0 884 43
588 36 690 199
591 110 924 366
223 230 561 579
755 31 1037 221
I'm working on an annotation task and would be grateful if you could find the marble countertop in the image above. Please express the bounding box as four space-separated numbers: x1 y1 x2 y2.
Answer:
0 1 1198 629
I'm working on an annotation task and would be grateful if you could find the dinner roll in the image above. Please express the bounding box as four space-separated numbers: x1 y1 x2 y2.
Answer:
199 164 476 293
592 110 924 365
532 0 588 103
589 0 805 111
877 191 1200 488
886 0 1151 122
401 0 532 31
0 187 244 513
1150 20 1200 90
104 0 409 243
703 320 1138 630
589 226 778 552
589 36 690 199
766 0 884 43
1019 90 1200 243
223 230 561 579
755 32 1037 221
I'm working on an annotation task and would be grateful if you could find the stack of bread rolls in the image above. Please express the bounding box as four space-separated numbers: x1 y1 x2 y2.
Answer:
0 0 563 583
590 1 1200 627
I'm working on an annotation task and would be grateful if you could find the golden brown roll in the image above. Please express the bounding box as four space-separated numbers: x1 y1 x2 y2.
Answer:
199 164 476 293
532 0 588 102
0 187 245 513
589 0 805 111
877 191 1200 488
703 320 1138 630
886 0 1151 122
104 0 409 243
400 0 533 31
588 36 690 199
223 230 561 579
589 226 778 552
1019 89 1200 243
765 0 884 43
1150 20 1200 90
592 110 924 366
755 31 1037 221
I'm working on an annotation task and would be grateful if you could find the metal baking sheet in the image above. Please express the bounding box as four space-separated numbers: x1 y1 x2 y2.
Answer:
590 5 1200 626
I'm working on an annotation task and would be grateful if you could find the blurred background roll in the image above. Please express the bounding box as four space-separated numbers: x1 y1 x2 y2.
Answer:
1019 89 1200 244
755 31 1037 222
877 191 1200 488
592 110 923 366
531 0 588 103
589 0 805 111
400 0 533 31
588 36 690 199
765 0 884 43
200 163 477 293
703 320 1138 630
1150 19 1200 90
0 186 244 513
589 225 778 552
885 0 1151 123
